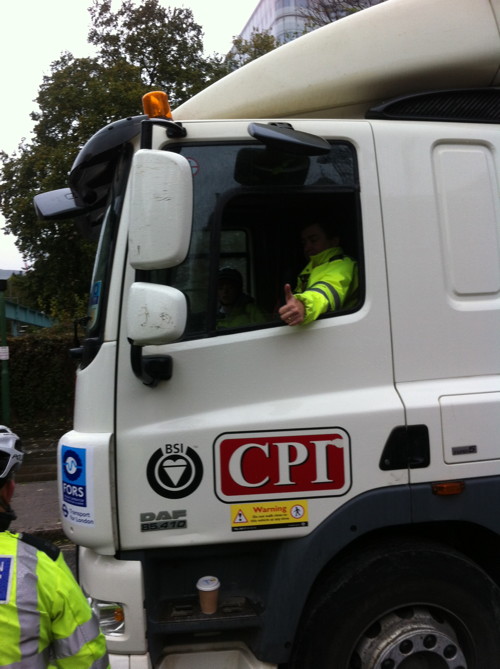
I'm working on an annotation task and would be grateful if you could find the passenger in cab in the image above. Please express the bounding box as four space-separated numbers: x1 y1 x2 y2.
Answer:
217 267 266 329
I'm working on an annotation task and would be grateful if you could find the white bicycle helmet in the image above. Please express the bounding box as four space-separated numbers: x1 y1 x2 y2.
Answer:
0 426 23 480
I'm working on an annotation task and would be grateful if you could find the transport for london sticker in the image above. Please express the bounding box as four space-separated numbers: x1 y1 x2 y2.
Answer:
147 444 203 499
61 446 95 527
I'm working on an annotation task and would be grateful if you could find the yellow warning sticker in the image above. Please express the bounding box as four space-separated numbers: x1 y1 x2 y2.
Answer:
231 500 308 532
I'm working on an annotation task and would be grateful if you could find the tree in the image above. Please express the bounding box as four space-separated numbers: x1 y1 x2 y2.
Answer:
225 29 280 73
88 0 226 107
0 0 228 320
0 55 146 319
3 272 36 311
300 0 387 28
33 53 146 148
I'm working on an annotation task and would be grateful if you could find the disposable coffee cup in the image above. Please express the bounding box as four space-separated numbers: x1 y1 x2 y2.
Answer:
196 575 220 614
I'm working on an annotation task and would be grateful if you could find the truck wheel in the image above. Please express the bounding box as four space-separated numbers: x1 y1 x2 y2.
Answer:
290 540 500 668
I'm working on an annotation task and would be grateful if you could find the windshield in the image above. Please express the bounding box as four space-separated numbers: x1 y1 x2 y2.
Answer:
82 146 133 360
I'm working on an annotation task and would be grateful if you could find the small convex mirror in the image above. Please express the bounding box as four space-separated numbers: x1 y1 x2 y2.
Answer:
127 282 187 346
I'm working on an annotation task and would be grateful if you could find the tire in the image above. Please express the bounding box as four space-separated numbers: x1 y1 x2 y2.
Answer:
289 539 500 668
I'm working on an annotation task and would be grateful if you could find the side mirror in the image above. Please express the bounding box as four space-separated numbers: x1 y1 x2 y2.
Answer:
126 150 193 270
127 282 187 346
33 188 86 220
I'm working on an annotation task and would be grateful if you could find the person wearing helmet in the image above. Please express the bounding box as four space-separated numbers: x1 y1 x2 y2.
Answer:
217 267 266 329
0 425 110 668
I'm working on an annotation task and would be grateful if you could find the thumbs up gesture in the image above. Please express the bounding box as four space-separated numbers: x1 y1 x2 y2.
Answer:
278 284 305 326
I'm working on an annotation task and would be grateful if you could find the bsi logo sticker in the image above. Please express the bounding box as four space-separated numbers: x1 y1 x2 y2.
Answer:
147 443 203 499
215 428 351 502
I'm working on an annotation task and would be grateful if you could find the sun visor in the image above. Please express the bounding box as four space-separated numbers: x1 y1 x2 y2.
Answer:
234 147 310 186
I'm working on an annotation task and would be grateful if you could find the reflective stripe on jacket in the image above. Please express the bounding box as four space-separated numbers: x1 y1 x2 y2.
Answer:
294 246 358 325
0 531 109 668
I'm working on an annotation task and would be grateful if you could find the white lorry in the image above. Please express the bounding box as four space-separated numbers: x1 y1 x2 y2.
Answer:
34 0 500 666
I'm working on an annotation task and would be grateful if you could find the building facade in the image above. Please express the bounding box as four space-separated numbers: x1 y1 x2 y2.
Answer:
239 0 312 45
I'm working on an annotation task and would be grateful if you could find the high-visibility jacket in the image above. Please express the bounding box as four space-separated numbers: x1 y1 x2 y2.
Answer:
294 246 358 325
217 293 266 329
0 528 109 668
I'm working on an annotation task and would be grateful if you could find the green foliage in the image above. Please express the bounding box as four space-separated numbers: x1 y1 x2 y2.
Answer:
33 54 146 146
5 328 76 426
0 0 276 325
0 55 146 319
225 29 280 73
88 0 226 107
4 274 38 312
0 1 229 322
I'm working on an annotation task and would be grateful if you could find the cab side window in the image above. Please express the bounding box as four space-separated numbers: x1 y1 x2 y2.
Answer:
154 140 363 338
215 189 362 333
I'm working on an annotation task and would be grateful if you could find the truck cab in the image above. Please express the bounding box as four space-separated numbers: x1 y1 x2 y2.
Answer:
34 0 500 666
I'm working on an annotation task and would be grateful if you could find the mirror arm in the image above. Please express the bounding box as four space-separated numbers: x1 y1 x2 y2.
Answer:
130 343 173 387
141 119 186 149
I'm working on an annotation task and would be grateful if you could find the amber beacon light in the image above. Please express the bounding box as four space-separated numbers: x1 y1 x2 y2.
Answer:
142 91 173 120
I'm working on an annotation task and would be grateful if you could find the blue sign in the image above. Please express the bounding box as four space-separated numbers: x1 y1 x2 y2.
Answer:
90 281 102 307
61 446 87 508
0 556 13 603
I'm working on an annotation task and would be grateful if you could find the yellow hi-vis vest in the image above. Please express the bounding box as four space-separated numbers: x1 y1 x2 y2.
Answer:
0 530 109 668
294 246 358 325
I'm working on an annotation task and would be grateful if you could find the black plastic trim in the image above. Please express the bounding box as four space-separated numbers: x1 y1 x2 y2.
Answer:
141 118 186 149
248 122 332 155
366 87 500 124
67 115 146 215
380 425 430 470
130 344 173 387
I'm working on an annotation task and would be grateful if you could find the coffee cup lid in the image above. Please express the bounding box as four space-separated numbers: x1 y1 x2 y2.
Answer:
196 575 220 591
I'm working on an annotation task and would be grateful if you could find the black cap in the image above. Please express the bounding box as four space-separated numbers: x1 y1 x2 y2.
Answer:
218 267 243 287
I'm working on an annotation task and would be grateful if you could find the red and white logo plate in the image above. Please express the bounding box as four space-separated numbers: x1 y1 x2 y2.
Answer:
214 428 351 502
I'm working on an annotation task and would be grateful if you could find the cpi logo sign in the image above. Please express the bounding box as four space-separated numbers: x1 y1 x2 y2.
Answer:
215 428 351 502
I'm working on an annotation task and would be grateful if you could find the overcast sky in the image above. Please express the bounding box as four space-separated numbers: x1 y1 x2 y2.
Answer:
0 0 258 270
